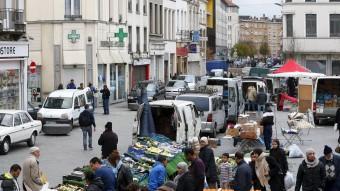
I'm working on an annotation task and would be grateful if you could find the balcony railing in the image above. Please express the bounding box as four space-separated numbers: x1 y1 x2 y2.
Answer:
0 9 25 33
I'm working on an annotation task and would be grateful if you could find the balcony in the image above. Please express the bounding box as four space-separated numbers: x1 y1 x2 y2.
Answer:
0 9 26 34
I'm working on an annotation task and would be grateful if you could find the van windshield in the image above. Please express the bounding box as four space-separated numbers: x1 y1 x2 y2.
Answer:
178 75 195 83
207 79 228 86
44 97 73 109
176 96 209 111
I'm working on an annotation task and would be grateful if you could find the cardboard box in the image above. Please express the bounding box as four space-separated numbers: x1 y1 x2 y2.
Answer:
238 115 249 124
226 128 239 137
240 131 257 139
241 122 257 132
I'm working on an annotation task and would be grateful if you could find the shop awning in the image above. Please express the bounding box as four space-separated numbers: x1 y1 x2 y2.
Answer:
111 51 124 63
98 50 113 64
119 51 131 64
29 51 42 65
63 50 86 65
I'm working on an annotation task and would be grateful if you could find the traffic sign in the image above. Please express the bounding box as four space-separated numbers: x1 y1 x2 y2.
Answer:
30 61 37 73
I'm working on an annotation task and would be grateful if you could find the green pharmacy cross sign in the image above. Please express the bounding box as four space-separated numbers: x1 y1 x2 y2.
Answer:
68 30 80 43
114 28 128 43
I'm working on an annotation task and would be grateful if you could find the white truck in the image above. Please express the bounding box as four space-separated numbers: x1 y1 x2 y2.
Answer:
132 100 201 144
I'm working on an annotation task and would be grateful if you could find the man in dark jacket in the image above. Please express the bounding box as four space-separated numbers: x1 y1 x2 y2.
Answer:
295 148 326 191
233 152 252 191
184 147 205 191
98 122 118 159
67 79 77 89
319 145 340 191
336 108 340 144
100 85 110 115
260 106 274 150
0 164 21 191
256 88 267 117
198 137 217 188
85 171 104 191
79 104 96 151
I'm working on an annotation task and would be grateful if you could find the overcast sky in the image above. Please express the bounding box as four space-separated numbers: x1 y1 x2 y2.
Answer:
233 0 282 18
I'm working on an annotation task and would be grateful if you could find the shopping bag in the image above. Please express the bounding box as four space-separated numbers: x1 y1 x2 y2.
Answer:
288 144 304 158
284 172 295 190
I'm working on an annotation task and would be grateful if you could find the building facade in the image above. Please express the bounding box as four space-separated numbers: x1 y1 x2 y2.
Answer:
163 0 176 81
282 0 340 75
199 0 208 75
149 0 165 81
0 0 29 110
207 0 239 60
239 15 282 58
127 0 150 88
26 0 131 105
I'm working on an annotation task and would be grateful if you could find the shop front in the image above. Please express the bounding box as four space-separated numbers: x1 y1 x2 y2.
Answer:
0 42 29 110
131 58 150 88
97 50 130 104
176 46 188 75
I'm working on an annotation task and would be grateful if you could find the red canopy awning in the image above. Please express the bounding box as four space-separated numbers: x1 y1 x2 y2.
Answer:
273 59 310 74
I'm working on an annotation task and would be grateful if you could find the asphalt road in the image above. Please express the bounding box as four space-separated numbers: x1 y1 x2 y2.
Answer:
0 102 338 188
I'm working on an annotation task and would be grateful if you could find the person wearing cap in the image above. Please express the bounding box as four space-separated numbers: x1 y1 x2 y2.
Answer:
22 147 45 191
319 145 340 191
66 79 76 89
198 137 217 188
148 155 168 191
184 147 205 191
98 122 118 159
295 148 326 191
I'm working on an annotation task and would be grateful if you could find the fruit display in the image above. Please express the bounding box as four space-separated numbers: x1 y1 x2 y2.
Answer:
56 184 84 191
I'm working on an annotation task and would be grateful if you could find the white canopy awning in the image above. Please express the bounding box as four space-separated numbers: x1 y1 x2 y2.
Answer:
63 50 86 65
267 72 326 78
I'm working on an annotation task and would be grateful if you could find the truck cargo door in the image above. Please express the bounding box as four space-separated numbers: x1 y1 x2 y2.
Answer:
298 78 313 113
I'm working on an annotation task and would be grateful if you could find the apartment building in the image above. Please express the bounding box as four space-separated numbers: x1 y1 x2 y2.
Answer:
283 0 340 75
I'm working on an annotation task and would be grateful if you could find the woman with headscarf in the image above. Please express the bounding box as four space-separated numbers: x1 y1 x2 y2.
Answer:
174 162 194 191
295 148 326 191
253 148 285 191
270 139 288 176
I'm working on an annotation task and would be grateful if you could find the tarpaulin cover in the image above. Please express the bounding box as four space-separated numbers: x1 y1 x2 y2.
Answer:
272 59 310 74
139 92 156 137
206 60 228 72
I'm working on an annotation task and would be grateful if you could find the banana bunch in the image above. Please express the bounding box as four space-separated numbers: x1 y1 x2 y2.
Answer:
57 184 83 191
147 147 162 154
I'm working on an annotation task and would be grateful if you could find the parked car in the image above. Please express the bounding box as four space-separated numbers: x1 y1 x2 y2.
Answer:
165 80 189 99
0 110 42 154
27 102 40 120
37 87 94 135
177 75 198 90
132 100 201 144
176 92 225 137
127 80 165 110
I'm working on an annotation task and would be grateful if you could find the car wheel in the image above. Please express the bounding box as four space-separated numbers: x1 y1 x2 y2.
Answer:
314 117 320 125
27 132 37 147
70 119 74 129
0 138 10 155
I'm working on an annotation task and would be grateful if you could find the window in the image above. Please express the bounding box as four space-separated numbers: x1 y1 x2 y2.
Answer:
128 26 132 52
20 113 31 124
136 0 140 14
74 97 79 108
65 0 81 18
286 0 292 2
330 14 340 37
305 0 316 2
306 14 317 37
78 95 86 107
136 27 140 52
14 114 21 126
306 60 326 74
144 27 147 52
143 0 147 15
0 113 13 127
286 14 293 37
332 60 340 75
128 0 132 13
330 0 340 1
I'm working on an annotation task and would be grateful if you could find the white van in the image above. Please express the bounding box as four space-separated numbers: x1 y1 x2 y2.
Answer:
206 77 245 122
313 76 340 124
132 100 201 144
37 88 94 134
176 92 225 137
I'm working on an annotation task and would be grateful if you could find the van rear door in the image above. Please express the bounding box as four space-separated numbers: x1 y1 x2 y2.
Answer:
298 78 313 113
228 80 237 121
132 104 144 144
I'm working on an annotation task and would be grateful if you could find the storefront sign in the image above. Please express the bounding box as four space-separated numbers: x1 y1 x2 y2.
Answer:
192 31 200 42
115 28 128 43
133 59 150 66
176 47 188 57
100 41 124 47
0 43 29 58
189 44 197 53
68 30 80 43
